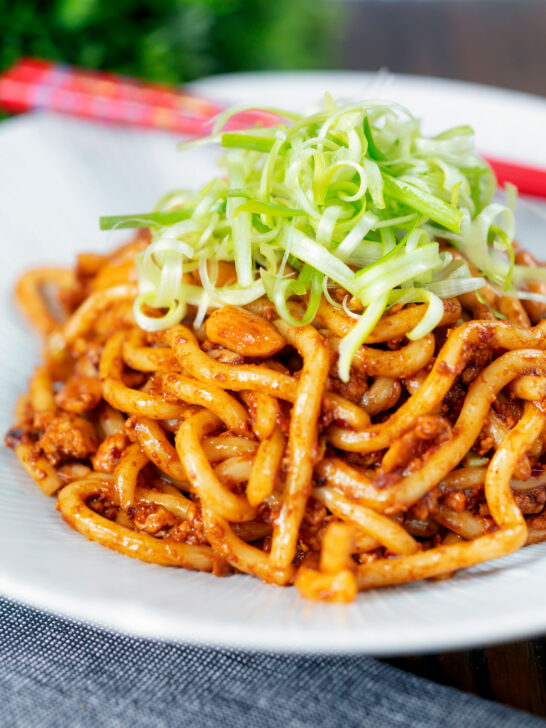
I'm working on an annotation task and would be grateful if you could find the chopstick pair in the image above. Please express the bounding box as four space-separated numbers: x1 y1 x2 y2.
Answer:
1 58 546 200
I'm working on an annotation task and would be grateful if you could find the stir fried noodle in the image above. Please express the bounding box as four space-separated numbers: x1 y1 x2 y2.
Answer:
6 230 546 602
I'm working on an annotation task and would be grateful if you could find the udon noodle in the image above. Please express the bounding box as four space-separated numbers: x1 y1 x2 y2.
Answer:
6 230 546 602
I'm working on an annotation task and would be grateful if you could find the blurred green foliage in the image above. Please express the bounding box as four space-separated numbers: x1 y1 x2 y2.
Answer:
0 0 338 83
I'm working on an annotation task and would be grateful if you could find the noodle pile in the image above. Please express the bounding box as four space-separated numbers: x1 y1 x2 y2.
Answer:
6 230 546 602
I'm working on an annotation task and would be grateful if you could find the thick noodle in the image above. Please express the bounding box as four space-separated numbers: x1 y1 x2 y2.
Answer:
6 233 546 603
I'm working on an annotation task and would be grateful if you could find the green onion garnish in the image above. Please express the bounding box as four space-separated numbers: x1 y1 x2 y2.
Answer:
103 96 544 381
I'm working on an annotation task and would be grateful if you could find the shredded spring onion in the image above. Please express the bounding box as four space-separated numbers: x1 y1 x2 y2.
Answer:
100 97 544 381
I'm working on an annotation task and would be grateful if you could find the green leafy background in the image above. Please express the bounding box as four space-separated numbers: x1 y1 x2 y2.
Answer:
0 0 337 86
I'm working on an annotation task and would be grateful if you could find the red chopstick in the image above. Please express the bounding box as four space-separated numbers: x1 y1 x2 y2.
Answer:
0 58 276 135
2 58 546 200
483 156 546 200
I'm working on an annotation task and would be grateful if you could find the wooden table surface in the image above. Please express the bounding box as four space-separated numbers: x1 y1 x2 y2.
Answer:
386 638 546 716
337 1 546 716
339 0 546 98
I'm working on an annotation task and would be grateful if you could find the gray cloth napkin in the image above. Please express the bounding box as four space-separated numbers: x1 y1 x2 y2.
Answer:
0 597 544 728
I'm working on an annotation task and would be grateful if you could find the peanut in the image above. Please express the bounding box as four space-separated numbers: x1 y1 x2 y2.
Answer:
204 306 286 358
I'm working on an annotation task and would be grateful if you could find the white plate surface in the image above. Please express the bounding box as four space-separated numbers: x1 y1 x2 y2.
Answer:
1 71 546 655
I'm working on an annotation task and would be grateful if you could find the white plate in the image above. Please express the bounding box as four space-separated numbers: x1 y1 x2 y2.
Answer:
1 71 546 655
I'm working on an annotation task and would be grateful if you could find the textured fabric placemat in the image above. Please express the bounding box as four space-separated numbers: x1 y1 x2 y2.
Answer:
1 597 544 728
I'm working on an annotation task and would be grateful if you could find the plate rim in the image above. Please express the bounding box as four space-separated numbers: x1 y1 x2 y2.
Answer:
3 558 546 655
190 67 546 108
